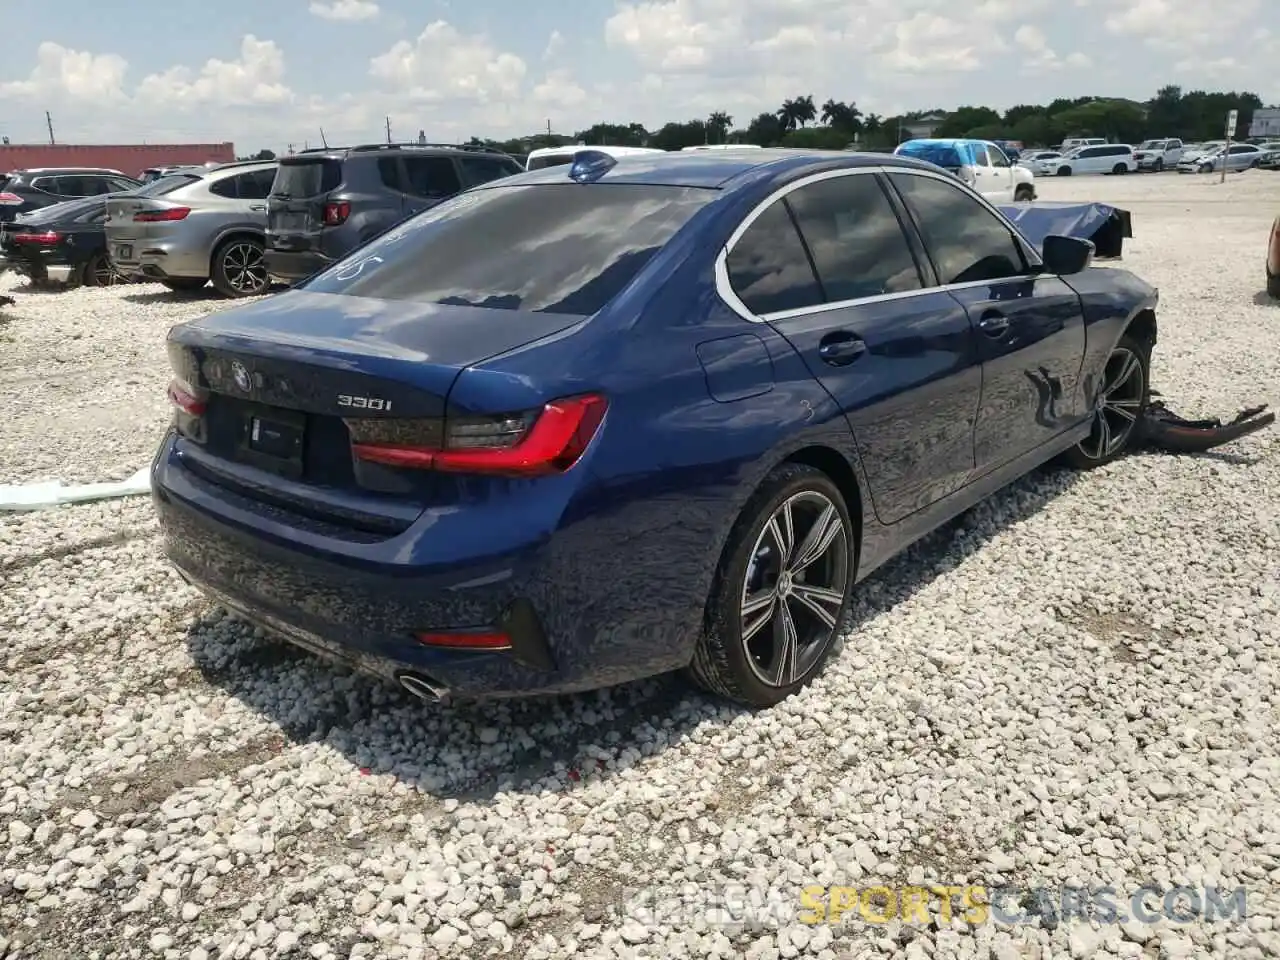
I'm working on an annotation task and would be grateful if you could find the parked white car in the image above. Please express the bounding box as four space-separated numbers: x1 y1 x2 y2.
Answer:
1179 141 1225 164
524 145 665 171
1132 138 1184 172
1020 150 1062 174
1177 143 1267 174
1059 137 1107 152
892 138 1036 202
1044 144 1138 176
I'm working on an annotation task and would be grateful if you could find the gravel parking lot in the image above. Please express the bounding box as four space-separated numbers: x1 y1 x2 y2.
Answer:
2 170 1279 960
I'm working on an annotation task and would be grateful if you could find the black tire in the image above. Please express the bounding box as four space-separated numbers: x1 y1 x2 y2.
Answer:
1267 269 1280 299
1112 163 1128 175
1061 333 1151 470
211 236 268 298
686 463 855 707
1153 158 1164 172
1014 184 1034 202
1058 166 1072 176
79 252 119 288
1250 160 1260 169
1200 163 1213 174
162 278 208 293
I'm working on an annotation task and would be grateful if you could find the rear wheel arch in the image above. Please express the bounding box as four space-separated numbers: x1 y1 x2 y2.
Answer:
783 444 864 569
208 229 264 273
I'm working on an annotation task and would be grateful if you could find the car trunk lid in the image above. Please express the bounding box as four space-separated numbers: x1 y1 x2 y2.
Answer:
268 157 343 249
165 290 586 534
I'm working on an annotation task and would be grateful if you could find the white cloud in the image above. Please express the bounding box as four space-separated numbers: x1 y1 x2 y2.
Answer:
309 0 379 20
135 35 291 107
0 42 129 101
543 30 565 60
368 21 526 103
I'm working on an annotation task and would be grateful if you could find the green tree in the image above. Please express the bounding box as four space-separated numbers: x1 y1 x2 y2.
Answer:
707 112 733 144
746 111 785 145
933 106 1001 138
821 99 863 135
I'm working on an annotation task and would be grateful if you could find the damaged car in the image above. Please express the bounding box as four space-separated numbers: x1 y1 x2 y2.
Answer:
153 147 1167 708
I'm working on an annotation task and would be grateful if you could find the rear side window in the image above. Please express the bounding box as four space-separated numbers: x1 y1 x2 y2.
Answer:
299 183 714 316
272 159 342 198
889 172 1027 285
459 156 523 187
402 157 462 199
786 175 923 302
377 158 405 191
725 200 823 315
210 169 275 199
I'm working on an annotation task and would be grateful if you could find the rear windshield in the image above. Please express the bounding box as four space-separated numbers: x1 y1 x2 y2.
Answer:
17 196 104 224
299 183 715 315
133 174 200 197
272 159 342 198
526 154 575 170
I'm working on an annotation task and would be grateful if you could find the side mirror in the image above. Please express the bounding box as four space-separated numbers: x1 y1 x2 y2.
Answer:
1042 234 1094 275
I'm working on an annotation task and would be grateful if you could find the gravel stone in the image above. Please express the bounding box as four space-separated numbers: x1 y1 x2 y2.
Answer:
2 174 1279 959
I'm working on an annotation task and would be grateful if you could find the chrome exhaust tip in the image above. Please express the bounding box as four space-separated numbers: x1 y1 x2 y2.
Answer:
398 672 450 704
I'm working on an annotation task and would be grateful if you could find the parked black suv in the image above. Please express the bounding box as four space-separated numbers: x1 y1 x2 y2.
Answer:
264 143 524 284
0 168 142 222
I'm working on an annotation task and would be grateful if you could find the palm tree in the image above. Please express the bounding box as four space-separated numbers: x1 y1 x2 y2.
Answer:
795 95 817 127
821 99 864 134
777 99 801 132
707 112 733 144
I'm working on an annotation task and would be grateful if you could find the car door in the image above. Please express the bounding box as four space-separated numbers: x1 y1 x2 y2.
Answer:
885 170 1087 475
400 156 464 216
967 142 993 195
984 144 1015 201
209 169 273 225
723 169 983 525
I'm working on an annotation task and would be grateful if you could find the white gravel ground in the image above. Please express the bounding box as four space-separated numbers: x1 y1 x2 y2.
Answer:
2 170 1279 960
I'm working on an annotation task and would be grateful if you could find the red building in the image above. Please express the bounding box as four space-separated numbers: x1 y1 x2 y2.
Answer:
0 142 236 178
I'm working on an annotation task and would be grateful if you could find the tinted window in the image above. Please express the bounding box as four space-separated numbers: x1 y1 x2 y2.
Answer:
459 156 523 187
107 177 140 192
972 147 990 167
1078 148 1101 158
889 173 1027 285
402 157 461 199
1229 145 1254 154
300 183 713 315
725 200 823 315
240 169 275 199
377 158 405 191
18 196 103 224
786 175 922 301
272 159 342 198
987 146 1010 167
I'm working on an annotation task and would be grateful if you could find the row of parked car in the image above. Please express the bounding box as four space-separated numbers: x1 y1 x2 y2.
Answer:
1016 138 1280 177
0 143 530 297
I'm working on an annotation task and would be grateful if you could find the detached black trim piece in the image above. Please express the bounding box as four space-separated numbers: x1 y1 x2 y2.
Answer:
498 598 556 672
1139 395 1274 453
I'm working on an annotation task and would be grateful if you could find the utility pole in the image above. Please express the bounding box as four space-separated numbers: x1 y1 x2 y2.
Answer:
46 111 55 145
385 116 392 144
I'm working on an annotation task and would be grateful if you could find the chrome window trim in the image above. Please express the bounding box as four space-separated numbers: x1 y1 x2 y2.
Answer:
714 164 1045 324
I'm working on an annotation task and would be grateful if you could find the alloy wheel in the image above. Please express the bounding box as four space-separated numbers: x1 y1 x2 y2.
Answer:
94 258 120 286
740 491 850 688
222 242 268 294
1080 346 1144 460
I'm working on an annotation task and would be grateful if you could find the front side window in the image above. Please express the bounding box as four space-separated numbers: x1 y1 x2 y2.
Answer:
987 146 1011 168
300 183 714 316
725 200 823 315
889 172 1028 285
459 156 524 187
785 174 923 302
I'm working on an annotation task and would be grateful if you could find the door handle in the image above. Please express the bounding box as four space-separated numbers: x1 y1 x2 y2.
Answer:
977 311 1010 337
249 204 267 212
818 332 867 366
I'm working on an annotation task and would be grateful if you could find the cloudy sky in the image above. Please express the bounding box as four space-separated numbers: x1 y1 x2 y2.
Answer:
0 0 1276 152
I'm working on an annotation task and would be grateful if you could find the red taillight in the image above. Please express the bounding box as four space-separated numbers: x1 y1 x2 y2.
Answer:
414 630 511 651
11 231 60 245
134 207 191 223
0 192 22 206
167 378 206 416
322 201 350 226
349 394 608 477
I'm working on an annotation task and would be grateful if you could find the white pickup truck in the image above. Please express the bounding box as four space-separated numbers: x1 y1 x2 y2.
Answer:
1131 138 1184 172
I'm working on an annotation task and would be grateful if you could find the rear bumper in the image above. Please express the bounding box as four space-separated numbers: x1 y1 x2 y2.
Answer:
0 253 77 283
265 249 331 283
106 235 207 280
150 431 699 699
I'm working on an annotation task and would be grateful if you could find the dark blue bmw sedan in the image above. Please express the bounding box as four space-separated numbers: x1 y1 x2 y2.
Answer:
152 148 1158 708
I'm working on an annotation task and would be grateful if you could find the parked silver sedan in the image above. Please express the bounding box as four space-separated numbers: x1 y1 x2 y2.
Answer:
104 160 277 297
1176 143 1266 174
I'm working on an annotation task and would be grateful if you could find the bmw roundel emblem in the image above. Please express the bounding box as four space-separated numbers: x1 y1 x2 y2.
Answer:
231 360 252 393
